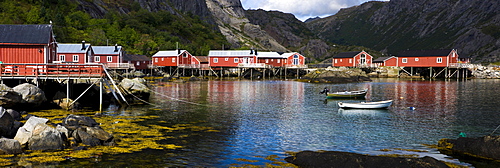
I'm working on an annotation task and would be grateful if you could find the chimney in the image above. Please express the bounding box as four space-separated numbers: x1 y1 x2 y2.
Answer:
81 41 86 50
177 49 180 55
250 50 253 55
114 44 118 52
254 50 258 55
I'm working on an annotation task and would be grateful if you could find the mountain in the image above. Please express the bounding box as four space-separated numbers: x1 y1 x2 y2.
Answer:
306 0 500 63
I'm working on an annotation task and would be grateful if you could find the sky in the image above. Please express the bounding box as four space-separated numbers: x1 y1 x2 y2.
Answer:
241 0 380 21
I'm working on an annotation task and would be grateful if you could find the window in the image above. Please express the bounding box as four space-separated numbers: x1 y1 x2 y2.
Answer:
161 58 164 61
437 57 442 63
95 56 100 62
183 53 187 57
334 59 337 63
225 58 229 61
265 59 269 63
60 55 65 62
234 58 239 63
277 59 280 63
415 58 419 61
172 58 176 62
73 55 78 62
349 59 352 63
402 58 408 63
214 58 218 63
107 56 112 62
136 62 140 66
154 58 158 62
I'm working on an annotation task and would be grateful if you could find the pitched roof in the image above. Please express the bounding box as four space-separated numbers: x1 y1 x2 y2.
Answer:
396 49 453 57
208 50 256 57
123 54 150 61
57 43 91 53
333 51 361 58
93 45 122 55
256 52 284 58
194 56 208 63
373 56 396 62
0 24 53 44
152 50 187 57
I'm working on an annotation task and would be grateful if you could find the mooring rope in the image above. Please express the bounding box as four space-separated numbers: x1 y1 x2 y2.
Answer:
146 86 207 106
490 125 500 136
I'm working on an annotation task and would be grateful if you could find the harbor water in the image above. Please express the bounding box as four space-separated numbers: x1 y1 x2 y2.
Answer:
59 78 500 167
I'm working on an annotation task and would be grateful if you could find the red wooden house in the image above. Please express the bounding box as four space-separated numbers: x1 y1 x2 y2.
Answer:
372 56 398 67
56 41 93 64
208 50 258 67
395 49 459 67
152 50 193 67
123 54 151 70
0 24 57 64
332 51 373 67
257 52 306 68
192 56 209 69
92 44 124 68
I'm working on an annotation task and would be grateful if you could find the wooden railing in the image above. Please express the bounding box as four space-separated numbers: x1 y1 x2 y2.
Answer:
0 63 105 78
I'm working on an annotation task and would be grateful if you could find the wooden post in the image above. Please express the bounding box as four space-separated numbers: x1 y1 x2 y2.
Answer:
100 79 103 112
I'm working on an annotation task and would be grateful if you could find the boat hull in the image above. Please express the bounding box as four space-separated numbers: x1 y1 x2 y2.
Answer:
338 100 393 109
326 89 367 99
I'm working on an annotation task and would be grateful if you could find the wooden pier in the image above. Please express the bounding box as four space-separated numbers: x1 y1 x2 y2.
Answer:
0 63 128 111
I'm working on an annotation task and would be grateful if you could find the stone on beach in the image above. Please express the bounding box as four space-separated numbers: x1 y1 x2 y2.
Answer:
0 138 22 154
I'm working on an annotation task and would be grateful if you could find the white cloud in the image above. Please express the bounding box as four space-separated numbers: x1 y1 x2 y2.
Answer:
241 0 375 21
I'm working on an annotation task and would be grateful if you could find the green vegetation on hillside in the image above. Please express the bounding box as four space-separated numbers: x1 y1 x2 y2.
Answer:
0 0 229 56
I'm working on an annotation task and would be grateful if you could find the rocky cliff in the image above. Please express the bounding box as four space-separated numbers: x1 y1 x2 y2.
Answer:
307 0 500 63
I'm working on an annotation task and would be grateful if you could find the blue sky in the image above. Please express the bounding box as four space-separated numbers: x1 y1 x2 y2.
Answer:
241 0 380 21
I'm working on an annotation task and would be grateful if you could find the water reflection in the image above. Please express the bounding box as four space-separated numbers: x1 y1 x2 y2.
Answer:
115 79 500 167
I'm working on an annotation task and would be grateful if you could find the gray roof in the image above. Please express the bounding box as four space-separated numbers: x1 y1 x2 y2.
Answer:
0 24 53 44
123 54 150 61
93 45 122 55
57 43 91 53
333 51 361 58
373 56 394 62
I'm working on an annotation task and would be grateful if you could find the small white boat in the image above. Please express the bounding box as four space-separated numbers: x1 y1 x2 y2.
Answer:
338 100 393 109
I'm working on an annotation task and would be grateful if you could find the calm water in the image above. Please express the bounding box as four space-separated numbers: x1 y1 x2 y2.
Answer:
74 78 500 167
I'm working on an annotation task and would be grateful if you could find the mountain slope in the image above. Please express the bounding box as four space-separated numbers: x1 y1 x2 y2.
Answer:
307 0 500 63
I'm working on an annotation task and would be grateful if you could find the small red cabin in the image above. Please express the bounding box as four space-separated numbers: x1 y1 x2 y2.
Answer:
0 24 57 64
92 45 123 64
56 41 93 64
208 50 257 67
372 56 398 67
123 54 151 70
257 52 306 67
395 49 459 67
332 51 373 67
152 50 193 67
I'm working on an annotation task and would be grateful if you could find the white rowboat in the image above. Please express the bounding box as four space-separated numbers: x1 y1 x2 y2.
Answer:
338 100 393 109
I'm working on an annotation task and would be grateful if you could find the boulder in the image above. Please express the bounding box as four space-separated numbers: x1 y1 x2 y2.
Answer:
438 136 500 160
0 84 23 108
63 114 99 128
12 83 47 106
0 138 22 154
72 127 101 146
85 126 113 141
14 116 49 145
27 123 64 151
52 98 79 110
120 78 149 94
5 109 21 121
0 110 17 138
285 151 449 168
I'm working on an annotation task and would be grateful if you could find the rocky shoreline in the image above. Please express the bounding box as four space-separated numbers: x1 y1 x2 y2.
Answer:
285 135 500 167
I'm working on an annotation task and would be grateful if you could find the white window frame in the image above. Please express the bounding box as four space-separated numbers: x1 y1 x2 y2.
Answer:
107 56 112 62
95 56 100 62
214 58 218 63
172 58 176 63
265 59 269 63
72 55 78 62
154 58 158 62
349 59 352 63
59 55 65 62
234 58 239 63
402 58 408 63
437 57 442 63
225 58 229 61
277 59 280 63
334 59 337 63
136 62 140 66
415 58 419 61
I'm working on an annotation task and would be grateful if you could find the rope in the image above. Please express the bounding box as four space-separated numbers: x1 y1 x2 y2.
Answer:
147 86 207 106
490 125 500 136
